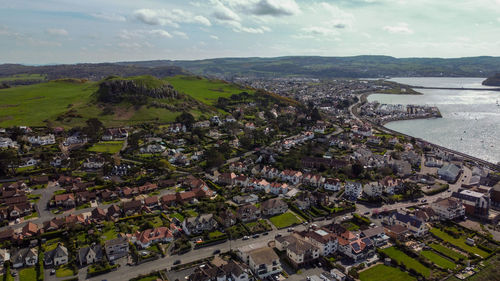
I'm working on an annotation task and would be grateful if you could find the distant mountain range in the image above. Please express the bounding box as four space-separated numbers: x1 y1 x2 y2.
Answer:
118 55 500 79
1 56 500 81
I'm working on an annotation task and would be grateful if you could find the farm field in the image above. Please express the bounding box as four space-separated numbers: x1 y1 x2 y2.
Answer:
359 264 416 281
0 73 46 82
381 246 431 277
421 250 456 270
430 228 489 258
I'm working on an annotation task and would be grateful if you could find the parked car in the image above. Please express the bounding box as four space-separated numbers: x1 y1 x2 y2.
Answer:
173 260 181 265
50 269 56 275
252 234 260 238
242 236 250 240
287 228 294 232
213 249 221 254
263 232 269 236
275 233 282 238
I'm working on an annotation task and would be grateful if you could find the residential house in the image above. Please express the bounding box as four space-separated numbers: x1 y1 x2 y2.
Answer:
438 164 462 183
169 123 186 133
324 178 342 192
275 234 320 268
54 193 75 209
188 260 250 281
220 209 237 227
302 229 338 256
44 244 69 266
384 224 410 241
104 236 129 261
344 181 363 201
431 197 465 220
102 128 128 141
28 134 55 146
247 247 282 279
182 214 218 235
337 230 374 262
218 172 237 186
261 198 288 216
11 248 38 268
453 189 490 218
132 227 173 248
237 204 261 222
106 205 121 221
360 227 390 247
77 244 103 266
233 194 259 205
122 200 142 216
83 157 105 169
270 182 289 195
389 212 428 237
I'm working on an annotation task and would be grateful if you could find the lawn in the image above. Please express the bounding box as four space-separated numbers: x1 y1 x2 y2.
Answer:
430 243 466 261
88 141 124 154
170 212 185 222
185 209 199 217
269 211 303 229
245 220 272 233
165 75 253 105
101 228 117 241
359 264 416 281
56 265 75 278
24 212 39 220
19 267 37 281
430 228 489 258
381 247 431 277
421 250 456 270
208 230 226 239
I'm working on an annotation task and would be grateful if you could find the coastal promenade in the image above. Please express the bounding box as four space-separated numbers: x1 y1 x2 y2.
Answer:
353 93 500 172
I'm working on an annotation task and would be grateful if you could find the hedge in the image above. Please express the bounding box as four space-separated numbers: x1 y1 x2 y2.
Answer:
193 236 228 249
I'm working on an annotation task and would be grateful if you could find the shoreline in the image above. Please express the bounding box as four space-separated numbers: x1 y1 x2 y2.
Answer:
354 92 500 171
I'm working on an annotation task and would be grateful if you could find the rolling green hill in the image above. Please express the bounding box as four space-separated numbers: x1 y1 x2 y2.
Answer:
0 75 251 128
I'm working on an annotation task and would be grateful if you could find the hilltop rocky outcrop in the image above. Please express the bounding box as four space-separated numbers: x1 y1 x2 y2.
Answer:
483 73 500 86
96 76 179 103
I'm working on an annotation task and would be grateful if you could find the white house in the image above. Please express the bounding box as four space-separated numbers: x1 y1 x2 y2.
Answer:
431 197 465 220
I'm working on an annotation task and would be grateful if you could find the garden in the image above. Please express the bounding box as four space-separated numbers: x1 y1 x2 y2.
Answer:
269 211 303 229
380 246 431 278
359 264 416 281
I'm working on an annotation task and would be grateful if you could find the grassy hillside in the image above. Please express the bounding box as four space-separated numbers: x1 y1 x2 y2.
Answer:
0 80 97 127
0 75 255 128
165 75 253 105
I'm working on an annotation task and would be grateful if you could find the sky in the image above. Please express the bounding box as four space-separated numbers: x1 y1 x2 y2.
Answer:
1 0 500 64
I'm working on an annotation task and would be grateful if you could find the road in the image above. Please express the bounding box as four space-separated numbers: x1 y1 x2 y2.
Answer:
87 217 345 281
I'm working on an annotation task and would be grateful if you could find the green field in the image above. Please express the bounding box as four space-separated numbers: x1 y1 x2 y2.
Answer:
0 80 97 127
381 247 431 277
269 211 303 229
430 228 489 258
165 75 252 105
19 267 37 281
430 243 466 261
88 141 124 154
421 250 456 270
359 264 416 281
0 73 46 82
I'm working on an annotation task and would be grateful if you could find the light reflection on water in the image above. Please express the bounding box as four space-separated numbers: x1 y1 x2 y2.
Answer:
367 77 500 164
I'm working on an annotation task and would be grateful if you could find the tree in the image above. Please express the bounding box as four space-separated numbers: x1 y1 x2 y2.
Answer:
351 161 364 177
83 118 104 141
175 112 195 130
205 148 225 169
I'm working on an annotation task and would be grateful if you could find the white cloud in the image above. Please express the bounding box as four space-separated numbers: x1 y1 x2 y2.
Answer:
173 31 188 39
91 12 126 22
225 20 271 33
46 28 68 36
133 8 211 27
150 29 173 38
213 2 241 21
210 35 219 40
250 0 301 16
301 26 339 36
383 22 413 34
497 17 500 23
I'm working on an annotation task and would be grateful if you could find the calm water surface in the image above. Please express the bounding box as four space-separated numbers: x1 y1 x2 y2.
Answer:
368 77 500 164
